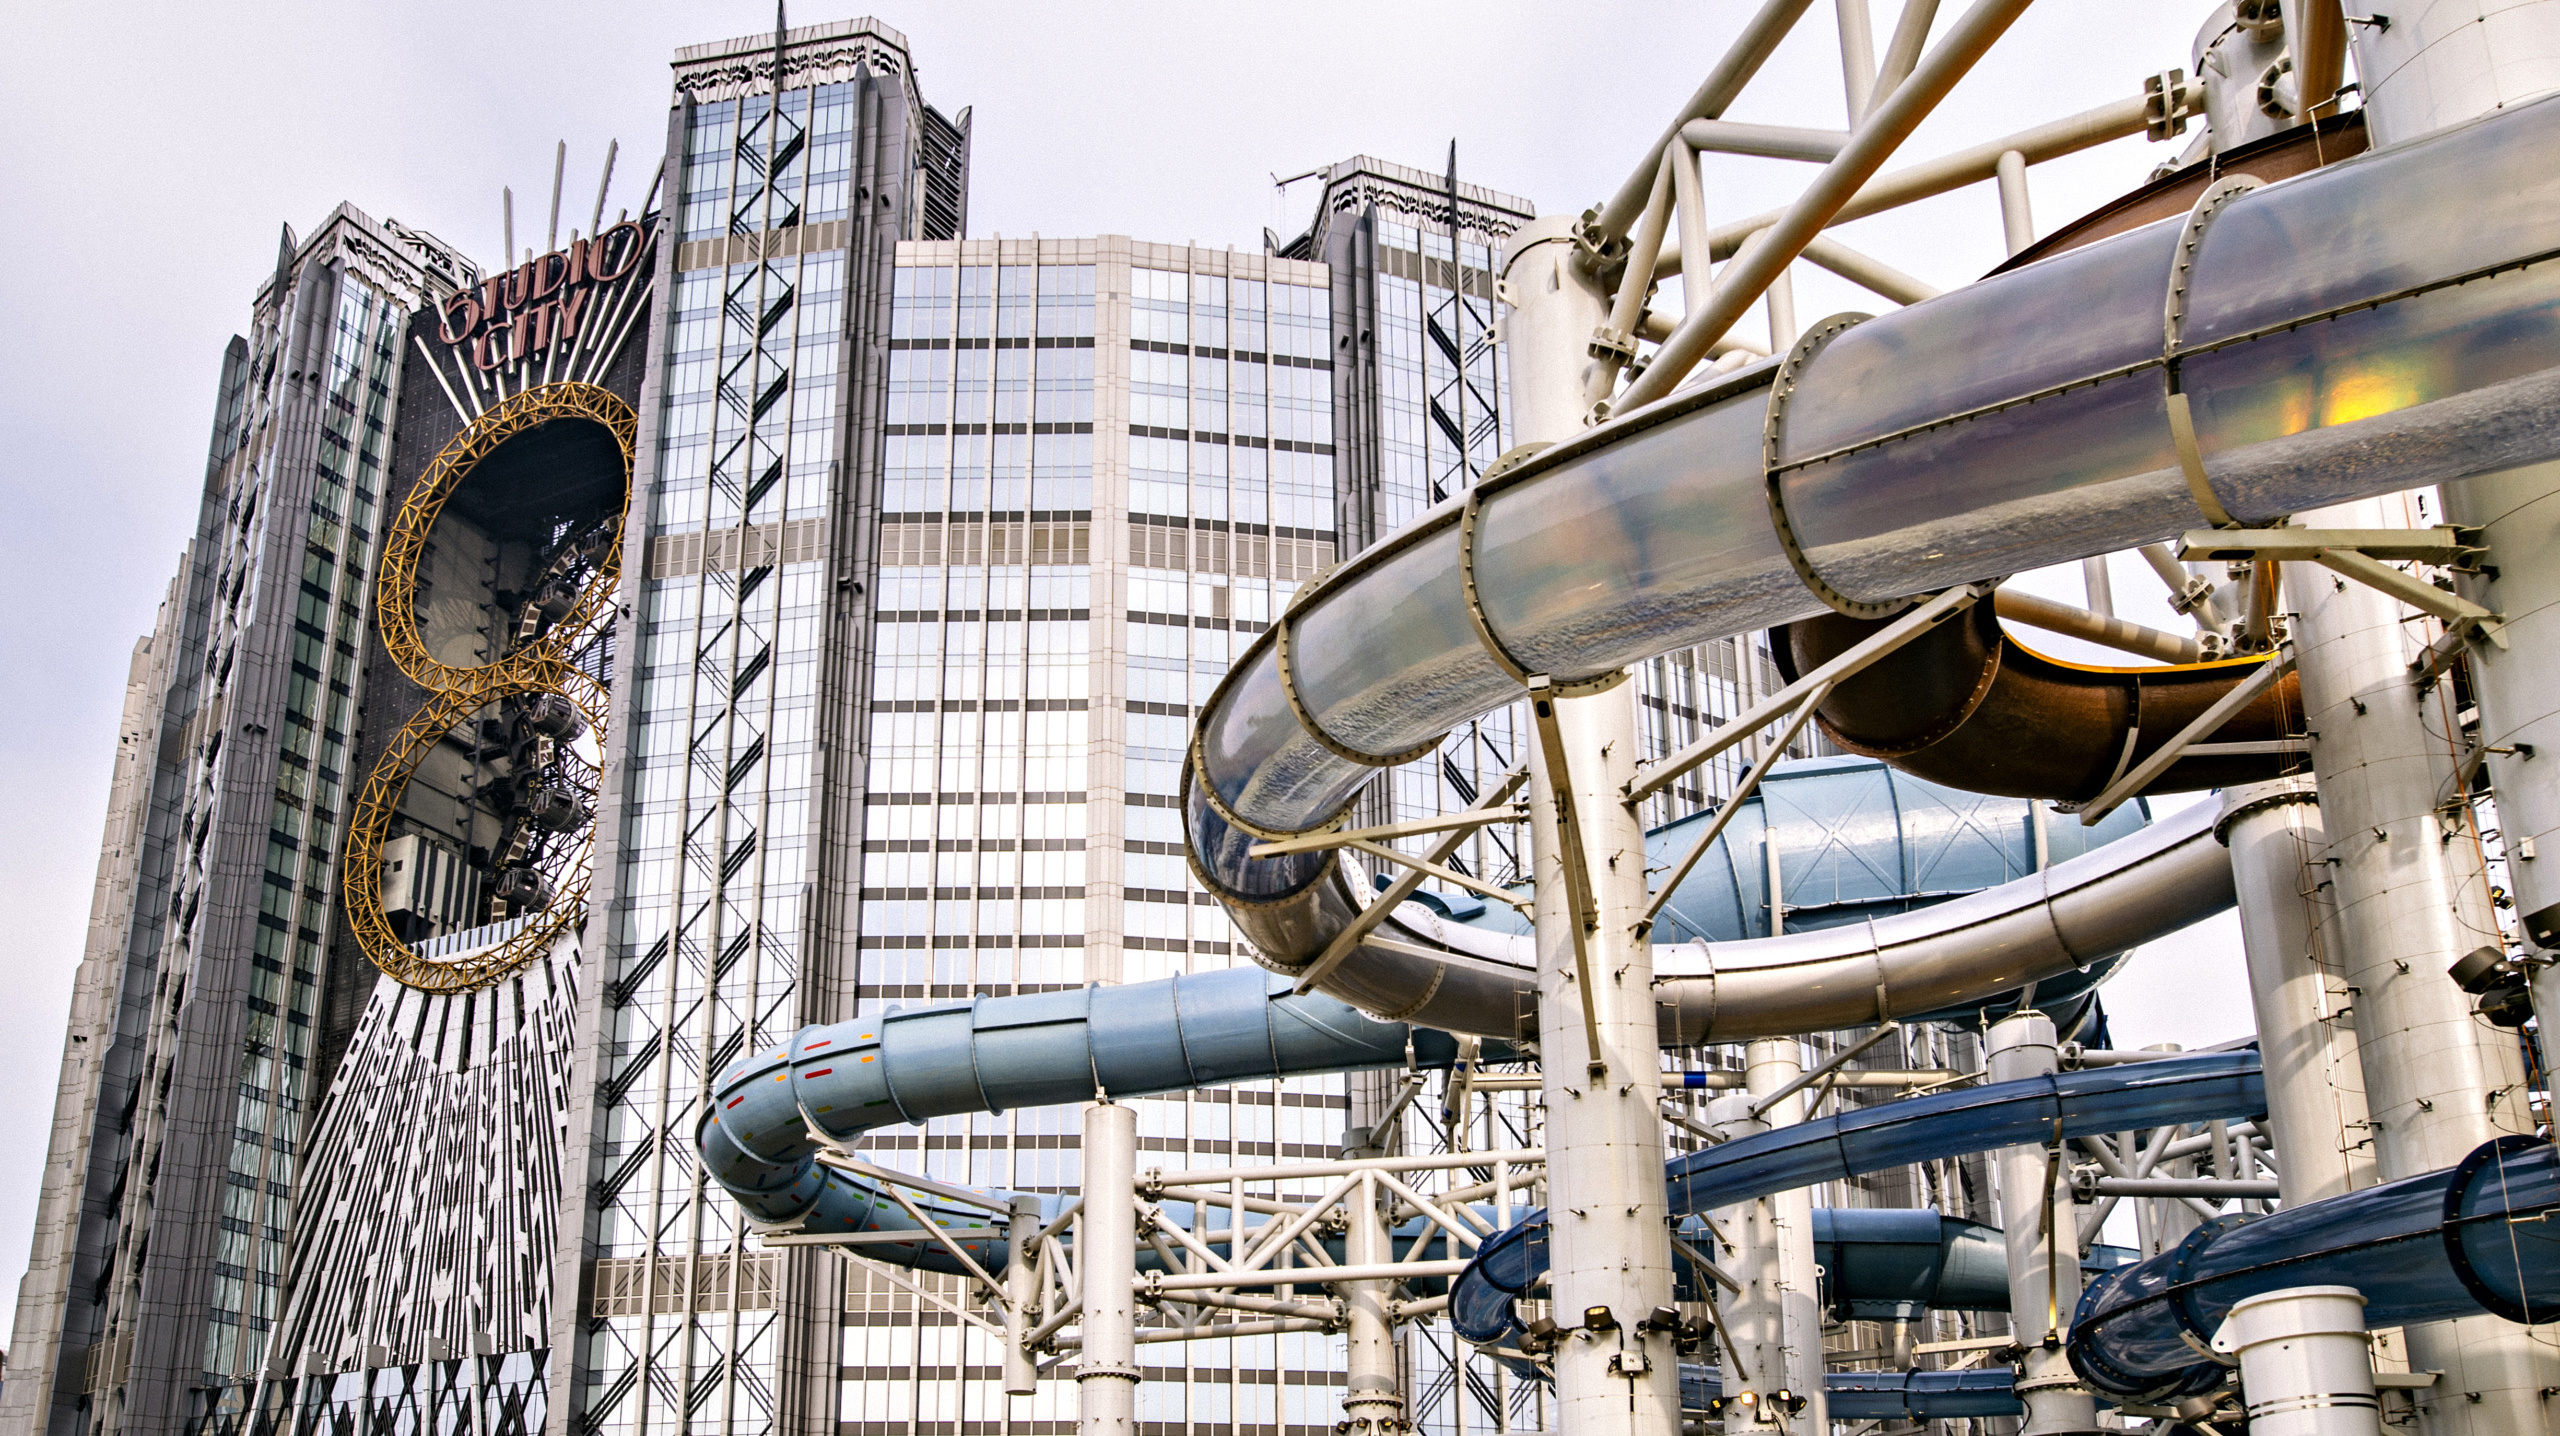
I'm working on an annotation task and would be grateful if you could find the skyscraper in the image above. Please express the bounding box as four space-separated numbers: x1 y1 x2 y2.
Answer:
12 18 1803 1436
4 207 476 1436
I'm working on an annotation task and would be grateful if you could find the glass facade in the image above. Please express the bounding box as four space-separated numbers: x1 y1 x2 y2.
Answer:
585 99 852 1436
578 23 974 1436
825 240 1359 1435
47 210 470 1436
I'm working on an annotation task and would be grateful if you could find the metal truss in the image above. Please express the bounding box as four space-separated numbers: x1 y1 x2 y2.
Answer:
342 381 634 993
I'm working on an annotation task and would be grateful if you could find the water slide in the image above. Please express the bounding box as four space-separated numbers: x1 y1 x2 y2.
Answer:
2071 1135 2560 1401
699 762 2185 1261
700 75 2560 1420
1183 90 2560 1039
1447 1050 2268 1348
1449 1060 2558 1414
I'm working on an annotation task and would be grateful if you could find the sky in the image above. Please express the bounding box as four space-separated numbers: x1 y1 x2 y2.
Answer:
0 0 2256 1342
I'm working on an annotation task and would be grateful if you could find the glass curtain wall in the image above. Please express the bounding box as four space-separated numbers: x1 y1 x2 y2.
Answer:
583 79 855 1436
832 240 1355 1436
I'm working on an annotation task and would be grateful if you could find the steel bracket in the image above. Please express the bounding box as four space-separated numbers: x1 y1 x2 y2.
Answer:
1762 312 1906 618
1528 676 1612 1079
2164 175 2263 530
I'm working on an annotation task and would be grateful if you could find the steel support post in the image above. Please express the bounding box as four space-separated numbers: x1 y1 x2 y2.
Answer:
2444 460 2560 1071
1340 1172 1406 1435
1004 1195 1042 1396
1984 1013 2097 1436
2216 780 2373 1204
1706 1094 1787 1431
1501 211 1680 1436
1078 1102 1138 1436
1742 1040 1828 1434
1527 678 1682 1436
2282 497 2550 1436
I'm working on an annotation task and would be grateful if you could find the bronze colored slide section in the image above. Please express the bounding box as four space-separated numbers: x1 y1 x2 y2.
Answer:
1773 600 2305 804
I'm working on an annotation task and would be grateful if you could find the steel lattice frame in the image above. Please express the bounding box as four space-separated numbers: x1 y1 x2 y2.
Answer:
345 382 633 993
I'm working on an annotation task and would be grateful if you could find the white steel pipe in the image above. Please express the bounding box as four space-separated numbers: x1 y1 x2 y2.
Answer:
1597 0 1821 238
2209 1286 2381 1436
1801 235 1940 305
1985 1012 2098 1435
1143 1260 1474 1292
1869 0 1940 109
1005 1195 1042 1395
1837 0 1879 123
1678 118 1850 162
1995 148 2033 255
2215 780 2372 1205
1744 1039 1828 1435
1078 1102 1139 1436
1671 137 1714 322
2282 496 2552 1434
1622 0 2034 408
1655 92 2156 276
1706 1094 1786 1429
2087 1177 2281 1199
1340 1171 1404 1436
1994 587 2203 664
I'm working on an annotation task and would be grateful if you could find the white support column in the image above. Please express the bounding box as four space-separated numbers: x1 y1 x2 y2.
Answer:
2282 497 2550 1436
1743 1039 1828 1435
1005 1195 1042 1396
1079 1101 1138 1436
1706 1094 1785 1431
1984 1013 2097 1436
1341 1171 1405 1436
1527 678 1682 1436
2216 780 2373 1205
1994 148 2034 256
2444 459 2560 1071
2211 1287 2382 1436
1500 215 1681 1436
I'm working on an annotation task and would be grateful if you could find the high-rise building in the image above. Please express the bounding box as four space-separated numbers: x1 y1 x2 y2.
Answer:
11 19 1808 1436
4 207 476 1436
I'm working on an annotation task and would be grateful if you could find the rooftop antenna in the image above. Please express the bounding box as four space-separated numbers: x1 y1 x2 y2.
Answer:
501 187 515 270
547 141 566 252
589 139 620 237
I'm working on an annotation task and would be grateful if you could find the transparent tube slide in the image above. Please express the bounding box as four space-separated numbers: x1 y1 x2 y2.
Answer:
1188 92 2560 1022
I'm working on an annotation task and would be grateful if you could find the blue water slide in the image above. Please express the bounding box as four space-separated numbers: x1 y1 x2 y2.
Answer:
701 760 2178 1271
1681 1367 2024 1421
2070 1135 2560 1402
700 967 1458 1265
1450 1050 2267 1347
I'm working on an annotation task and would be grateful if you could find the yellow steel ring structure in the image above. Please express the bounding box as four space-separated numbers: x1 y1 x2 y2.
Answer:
341 659 608 993
373 380 635 691
346 380 632 993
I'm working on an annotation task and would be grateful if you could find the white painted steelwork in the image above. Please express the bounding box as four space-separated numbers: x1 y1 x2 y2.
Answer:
1986 1012 2098 1435
2281 497 2551 1436
1510 218 1684 1436
2348 0 2560 146
2211 1287 2382 1436
2217 779 2374 1204
1078 1103 1138 1436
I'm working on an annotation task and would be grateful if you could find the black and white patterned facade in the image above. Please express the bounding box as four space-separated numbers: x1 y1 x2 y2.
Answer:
212 931 581 1434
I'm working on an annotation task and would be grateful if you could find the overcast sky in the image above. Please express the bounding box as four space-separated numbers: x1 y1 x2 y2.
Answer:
0 1 2254 1340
